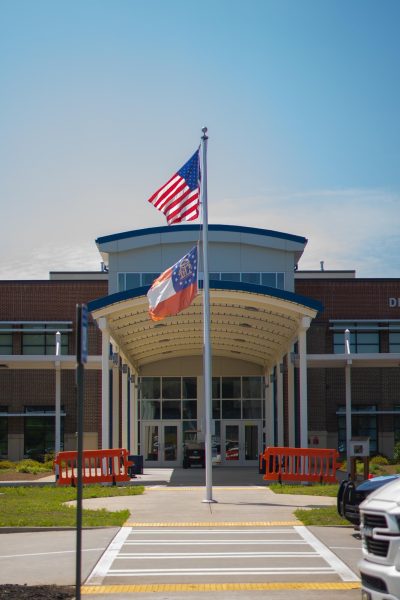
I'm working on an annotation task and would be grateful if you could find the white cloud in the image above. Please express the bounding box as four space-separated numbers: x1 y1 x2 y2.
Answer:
210 187 400 277
2 187 399 280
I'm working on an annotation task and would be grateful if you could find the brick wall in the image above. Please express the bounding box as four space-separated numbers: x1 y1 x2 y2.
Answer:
0 280 107 455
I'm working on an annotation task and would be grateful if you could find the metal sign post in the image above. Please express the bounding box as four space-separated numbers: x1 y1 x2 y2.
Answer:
75 304 87 600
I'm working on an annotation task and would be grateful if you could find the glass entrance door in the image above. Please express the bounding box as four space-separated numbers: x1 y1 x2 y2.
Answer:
221 421 261 466
142 421 181 467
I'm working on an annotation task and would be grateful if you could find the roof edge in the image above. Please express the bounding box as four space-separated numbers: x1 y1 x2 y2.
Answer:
88 280 322 314
95 224 308 247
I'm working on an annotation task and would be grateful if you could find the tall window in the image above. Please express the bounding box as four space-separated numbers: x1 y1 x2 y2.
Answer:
0 406 7 456
24 406 65 459
22 324 69 355
333 323 380 354
139 377 197 423
212 376 263 420
389 325 400 353
337 405 377 456
0 326 12 354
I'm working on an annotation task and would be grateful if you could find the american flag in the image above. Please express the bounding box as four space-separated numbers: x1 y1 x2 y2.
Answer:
147 150 200 225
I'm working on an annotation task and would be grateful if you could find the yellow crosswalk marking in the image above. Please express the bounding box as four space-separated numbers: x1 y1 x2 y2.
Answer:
82 582 361 594
124 521 301 527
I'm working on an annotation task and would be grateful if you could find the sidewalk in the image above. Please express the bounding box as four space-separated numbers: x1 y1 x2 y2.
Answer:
0 468 361 600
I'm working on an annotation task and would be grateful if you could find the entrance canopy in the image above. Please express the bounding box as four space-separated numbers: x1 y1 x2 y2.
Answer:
88 281 322 370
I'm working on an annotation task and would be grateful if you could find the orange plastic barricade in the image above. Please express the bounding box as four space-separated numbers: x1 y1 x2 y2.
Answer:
262 446 340 484
54 448 133 486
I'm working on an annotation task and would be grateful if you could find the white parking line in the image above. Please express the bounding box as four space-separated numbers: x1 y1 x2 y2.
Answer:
127 528 299 534
116 551 318 558
108 566 335 577
124 539 308 545
86 527 132 585
0 548 104 559
294 526 360 582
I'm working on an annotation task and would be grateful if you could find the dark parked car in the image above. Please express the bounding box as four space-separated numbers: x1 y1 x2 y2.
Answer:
337 474 400 527
183 441 205 468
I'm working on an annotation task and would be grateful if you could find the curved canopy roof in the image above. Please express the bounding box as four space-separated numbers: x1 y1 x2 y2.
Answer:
88 282 321 371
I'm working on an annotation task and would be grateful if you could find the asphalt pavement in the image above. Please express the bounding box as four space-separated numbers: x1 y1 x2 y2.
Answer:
0 467 362 600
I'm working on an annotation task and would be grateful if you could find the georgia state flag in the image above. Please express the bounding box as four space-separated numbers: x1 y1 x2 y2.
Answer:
147 246 198 321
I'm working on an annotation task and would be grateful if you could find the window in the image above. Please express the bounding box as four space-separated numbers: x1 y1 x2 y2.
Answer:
333 323 380 354
389 325 400 353
0 326 12 355
337 405 377 456
24 406 64 459
22 324 69 356
221 273 241 282
118 273 160 291
394 409 400 444
242 273 261 285
118 271 286 290
162 377 181 399
0 406 7 456
212 376 263 420
139 376 197 422
142 273 160 286
222 377 241 399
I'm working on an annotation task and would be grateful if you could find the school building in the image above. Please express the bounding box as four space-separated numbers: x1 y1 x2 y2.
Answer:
1 224 399 465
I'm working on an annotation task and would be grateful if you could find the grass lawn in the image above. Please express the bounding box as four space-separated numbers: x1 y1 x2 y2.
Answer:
0 484 144 527
294 506 349 526
269 483 339 497
269 482 350 526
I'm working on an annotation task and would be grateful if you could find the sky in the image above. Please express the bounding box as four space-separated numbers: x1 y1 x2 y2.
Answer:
1 0 399 279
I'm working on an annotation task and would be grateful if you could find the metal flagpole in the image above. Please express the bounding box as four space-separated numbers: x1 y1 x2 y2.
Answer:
200 127 216 503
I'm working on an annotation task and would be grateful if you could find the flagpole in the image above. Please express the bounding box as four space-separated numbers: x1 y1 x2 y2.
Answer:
200 127 215 503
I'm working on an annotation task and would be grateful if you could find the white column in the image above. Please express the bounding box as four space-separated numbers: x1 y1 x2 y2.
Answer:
98 318 110 450
129 370 138 454
121 364 128 450
112 348 120 448
276 362 284 447
345 328 352 475
55 331 62 456
265 369 275 447
298 317 311 448
287 351 295 447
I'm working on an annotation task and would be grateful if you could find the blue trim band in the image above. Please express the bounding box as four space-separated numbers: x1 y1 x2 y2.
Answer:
88 281 322 314
95 224 307 246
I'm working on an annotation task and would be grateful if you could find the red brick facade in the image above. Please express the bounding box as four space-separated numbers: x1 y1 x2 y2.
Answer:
1 276 400 459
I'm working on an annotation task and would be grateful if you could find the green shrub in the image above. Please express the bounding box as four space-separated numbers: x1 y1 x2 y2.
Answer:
369 463 383 475
16 459 50 474
370 455 389 466
394 442 400 464
0 460 15 470
43 459 54 471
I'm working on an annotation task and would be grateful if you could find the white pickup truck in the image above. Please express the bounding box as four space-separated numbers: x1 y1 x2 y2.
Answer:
359 477 400 600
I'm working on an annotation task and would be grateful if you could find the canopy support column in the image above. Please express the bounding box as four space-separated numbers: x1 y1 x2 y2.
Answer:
287 350 296 447
265 368 275 447
121 362 128 450
129 370 138 454
299 317 311 448
111 347 120 448
98 318 110 450
276 361 284 447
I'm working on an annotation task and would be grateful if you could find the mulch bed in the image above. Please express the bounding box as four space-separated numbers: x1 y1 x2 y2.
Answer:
0 472 53 481
0 585 75 599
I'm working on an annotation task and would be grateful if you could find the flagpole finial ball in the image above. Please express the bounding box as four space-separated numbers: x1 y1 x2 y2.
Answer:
202 126 208 134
